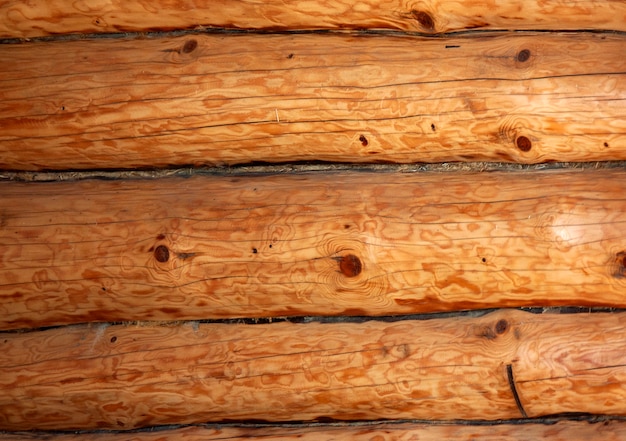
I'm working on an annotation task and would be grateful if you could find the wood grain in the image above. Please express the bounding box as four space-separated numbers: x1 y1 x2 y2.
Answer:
3 420 626 440
2 311 626 430
2 169 626 330
1 32 625 170
0 0 625 38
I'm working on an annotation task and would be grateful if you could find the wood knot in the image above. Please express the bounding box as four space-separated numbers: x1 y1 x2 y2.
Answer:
476 320 510 340
338 254 362 277
182 39 198 54
614 251 626 278
516 49 531 63
516 136 532 152
495 319 508 334
154 245 170 263
412 10 435 32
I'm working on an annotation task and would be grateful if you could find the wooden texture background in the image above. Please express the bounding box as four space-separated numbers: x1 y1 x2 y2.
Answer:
2 169 626 330
1 32 624 170
1 0 625 37
1 0 625 438
3 311 626 430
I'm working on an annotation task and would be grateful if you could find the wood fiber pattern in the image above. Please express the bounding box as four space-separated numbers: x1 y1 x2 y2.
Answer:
1 170 626 329
0 0 625 37
1 33 625 170
2 311 626 430
2 0 625 437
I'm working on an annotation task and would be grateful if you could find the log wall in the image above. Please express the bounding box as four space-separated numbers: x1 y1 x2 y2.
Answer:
1 0 625 439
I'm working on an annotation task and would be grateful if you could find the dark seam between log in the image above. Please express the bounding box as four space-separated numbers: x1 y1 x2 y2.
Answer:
2 28 626 46
4 161 626 183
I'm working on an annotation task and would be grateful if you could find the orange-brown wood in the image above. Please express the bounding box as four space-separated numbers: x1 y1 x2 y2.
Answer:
2 169 626 330
1 33 625 170
3 420 626 440
0 0 625 38
2 311 626 430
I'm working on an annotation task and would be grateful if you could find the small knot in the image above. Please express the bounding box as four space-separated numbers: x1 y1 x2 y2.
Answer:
339 254 362 277
412 10 435 32
495 319 508 334
516 136 532 152
517 49 531 63
154 245 170 263
182 39 198 54
615 251 626 278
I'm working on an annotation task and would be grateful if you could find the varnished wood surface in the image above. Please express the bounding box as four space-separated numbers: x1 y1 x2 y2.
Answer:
1 0 625 38
2 311 626 430
1 33 625 170
2 169 626 330
3 420 626 440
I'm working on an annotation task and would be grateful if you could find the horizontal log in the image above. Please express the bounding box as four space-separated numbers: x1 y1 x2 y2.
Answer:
1 0 625 38
2 311 626 430
1 32 625 170
2 169 626 330
3 420 626 440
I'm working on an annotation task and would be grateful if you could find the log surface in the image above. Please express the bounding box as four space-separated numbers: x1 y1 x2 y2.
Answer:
1 169 626 330
0 0 625 38
2 311 626 430
1 33 625 170
3 420 626 440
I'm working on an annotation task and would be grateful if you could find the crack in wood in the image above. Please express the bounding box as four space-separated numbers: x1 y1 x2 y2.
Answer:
507 364 528 418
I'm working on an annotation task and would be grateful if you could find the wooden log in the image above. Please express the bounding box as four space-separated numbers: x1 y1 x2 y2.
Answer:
2 310 626 430
1 0 625 38
2 169 626 330
3 420 626 440
1 32 625 170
